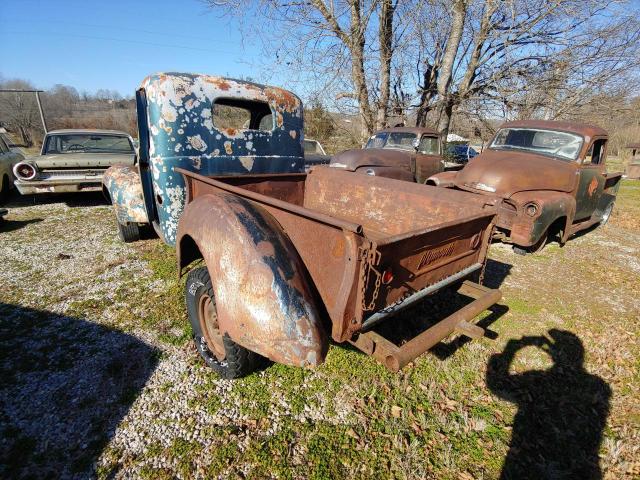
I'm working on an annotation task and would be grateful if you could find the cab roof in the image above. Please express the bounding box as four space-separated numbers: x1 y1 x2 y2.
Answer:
373 126 440 137
498 120 608 138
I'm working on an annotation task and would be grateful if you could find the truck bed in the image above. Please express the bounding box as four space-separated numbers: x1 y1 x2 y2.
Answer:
179 166 497 348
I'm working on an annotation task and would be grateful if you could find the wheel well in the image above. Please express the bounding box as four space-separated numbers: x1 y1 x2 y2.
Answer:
548 216 567 241
178 234 204 274
425 179 437 186
102 185 112 204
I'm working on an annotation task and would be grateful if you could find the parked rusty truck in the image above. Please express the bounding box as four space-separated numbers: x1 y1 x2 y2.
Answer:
105 73 502 378
428 120 622 254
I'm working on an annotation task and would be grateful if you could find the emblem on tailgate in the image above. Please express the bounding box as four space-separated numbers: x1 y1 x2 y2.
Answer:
417 243 455 270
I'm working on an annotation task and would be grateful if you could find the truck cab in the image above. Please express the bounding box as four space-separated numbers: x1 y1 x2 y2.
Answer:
427 120 622 253
103 72 305 244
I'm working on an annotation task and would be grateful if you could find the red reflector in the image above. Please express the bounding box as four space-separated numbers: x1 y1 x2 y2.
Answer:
382 269 394 285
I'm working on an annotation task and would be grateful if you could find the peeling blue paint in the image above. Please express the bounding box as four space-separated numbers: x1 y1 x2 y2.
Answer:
107 72 305 245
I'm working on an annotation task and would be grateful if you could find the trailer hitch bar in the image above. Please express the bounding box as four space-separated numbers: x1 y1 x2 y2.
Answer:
350 280 502 372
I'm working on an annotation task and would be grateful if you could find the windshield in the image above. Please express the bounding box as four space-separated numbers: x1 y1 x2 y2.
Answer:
44 134 134 154
303 139 325 154
490 128 583 161
366 132 417 151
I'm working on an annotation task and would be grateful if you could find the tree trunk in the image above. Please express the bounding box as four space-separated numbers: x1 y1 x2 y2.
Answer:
437 100 454 141
415 64 437 127
376 0 394 130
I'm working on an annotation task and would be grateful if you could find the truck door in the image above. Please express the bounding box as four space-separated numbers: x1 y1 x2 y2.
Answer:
575 138 607 221
414 135 444 183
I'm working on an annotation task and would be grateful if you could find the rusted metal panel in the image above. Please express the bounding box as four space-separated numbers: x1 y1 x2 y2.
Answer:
103 165 149 224
176 191 327 367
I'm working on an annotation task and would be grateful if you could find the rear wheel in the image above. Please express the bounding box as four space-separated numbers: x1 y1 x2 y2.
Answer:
185 266 262 379
117 221 140 243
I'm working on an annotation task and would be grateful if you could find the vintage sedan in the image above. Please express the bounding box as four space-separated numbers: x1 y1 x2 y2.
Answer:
427 120 622 254
330 127 444 183
13 129 135 195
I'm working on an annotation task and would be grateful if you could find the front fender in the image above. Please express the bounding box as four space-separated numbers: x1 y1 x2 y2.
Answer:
176 192 327 368
510 191 575 245
103 165 149 224
426 170 458 187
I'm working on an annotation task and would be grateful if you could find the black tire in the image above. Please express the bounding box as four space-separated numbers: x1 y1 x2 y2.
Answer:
185 266 262 379
117 221 140 243
0 175 9 204
513 231 547 256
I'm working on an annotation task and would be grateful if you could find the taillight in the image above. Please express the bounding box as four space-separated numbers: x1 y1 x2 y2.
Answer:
381 269 394 285
14 162 37 180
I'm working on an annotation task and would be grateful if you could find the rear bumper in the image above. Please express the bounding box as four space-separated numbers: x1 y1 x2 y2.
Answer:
351 280 502 371
14 178 102 194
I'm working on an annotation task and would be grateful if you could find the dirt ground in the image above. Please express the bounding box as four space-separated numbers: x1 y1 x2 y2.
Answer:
1 181 638 479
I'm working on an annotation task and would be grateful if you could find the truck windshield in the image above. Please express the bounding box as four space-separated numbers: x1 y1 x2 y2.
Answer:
303 140 325 154
366 132 417 151
44 134 134 154
490 128 583 161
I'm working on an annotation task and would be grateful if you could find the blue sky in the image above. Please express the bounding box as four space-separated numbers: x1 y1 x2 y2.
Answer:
0 0 271 96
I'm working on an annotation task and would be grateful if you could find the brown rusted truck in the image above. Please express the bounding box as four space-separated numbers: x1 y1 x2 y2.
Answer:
176 166 502 378
428 120 622 254
329 127 444 182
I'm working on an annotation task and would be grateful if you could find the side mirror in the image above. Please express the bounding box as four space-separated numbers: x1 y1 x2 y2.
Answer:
412 138 420 151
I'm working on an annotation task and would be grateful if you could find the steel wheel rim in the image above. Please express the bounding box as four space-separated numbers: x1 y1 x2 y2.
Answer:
197 293 225 361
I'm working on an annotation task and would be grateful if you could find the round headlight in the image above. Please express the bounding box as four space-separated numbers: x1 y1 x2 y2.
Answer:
525 203 539 217
14 162 37 180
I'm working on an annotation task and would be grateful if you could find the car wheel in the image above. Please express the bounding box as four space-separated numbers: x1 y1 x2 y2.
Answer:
117 220 140 243
513 231 547 256
599 202 614 226
185 266 262 379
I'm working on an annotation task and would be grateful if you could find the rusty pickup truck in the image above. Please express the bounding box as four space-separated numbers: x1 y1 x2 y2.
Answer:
176 167 501 377
330 127 444 183
428 120 622 254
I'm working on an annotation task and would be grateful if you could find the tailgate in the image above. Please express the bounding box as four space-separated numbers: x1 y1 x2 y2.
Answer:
357 211 495 320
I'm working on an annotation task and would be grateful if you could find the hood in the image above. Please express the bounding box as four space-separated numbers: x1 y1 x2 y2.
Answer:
455 149 578 197
330 148 413 171
28 153 136 169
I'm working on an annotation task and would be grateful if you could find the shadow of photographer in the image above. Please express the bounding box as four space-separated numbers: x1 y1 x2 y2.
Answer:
486 329 610 479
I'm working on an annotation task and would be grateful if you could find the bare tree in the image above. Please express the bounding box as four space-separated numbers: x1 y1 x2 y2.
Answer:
414 0 640 138
206 0 403 137
0 79 43 146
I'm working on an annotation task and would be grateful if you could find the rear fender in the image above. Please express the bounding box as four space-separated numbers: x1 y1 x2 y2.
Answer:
103 165 149 224
176 192 327 367
426 170 458 187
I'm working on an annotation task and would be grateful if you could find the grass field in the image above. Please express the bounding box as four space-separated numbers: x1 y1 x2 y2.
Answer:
0 180 639 479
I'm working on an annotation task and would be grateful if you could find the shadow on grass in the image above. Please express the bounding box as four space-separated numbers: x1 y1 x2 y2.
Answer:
0 303 159 478
4 190 108 208
486 330 610 479
0 217 44 233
